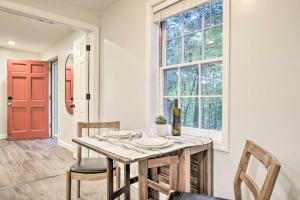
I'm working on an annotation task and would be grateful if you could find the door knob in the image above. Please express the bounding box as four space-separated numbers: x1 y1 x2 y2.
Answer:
8 102 12 106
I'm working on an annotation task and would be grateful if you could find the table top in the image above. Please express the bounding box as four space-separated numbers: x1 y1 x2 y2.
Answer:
72 134 212 164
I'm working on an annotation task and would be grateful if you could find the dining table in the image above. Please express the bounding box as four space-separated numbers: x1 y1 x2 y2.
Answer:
72 133 214 200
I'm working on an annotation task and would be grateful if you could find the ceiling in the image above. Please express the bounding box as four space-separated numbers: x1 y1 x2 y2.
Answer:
58 0 117 13
0 11 76 53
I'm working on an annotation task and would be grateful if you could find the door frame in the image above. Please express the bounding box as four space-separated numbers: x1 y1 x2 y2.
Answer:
49 59 59 138
0 1 100 141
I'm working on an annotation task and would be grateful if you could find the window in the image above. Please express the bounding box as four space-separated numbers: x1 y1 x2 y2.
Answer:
146 0 229 151
157 0 227 146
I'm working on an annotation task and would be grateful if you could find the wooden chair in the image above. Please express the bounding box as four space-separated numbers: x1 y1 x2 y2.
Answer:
66 122 121 200
168 140 281 200
139 155 179 199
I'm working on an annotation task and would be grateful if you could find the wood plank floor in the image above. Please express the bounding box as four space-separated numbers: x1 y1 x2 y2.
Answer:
0 138 138 200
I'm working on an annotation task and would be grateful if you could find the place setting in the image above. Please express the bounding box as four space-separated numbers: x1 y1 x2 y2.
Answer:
89 128 175 153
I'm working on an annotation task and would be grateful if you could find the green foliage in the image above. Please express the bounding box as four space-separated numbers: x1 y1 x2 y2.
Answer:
184 32 202 62
155 115 167 125
201 97 222 130
181 65 199 96
201 62 222 95
165 0 223 65
204 26 222 59
164 68 178 96
181 97 199 128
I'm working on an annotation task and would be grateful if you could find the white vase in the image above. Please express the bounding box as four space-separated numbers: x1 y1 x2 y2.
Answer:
156 124 167 137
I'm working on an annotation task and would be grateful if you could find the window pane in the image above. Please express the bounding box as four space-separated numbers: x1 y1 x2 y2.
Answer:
204 0 223 28
211 0 223 26
183 6 202 34
201 62 222 95
164 98 175 124
204 2 211 27
164 68 179 96
181 98 199 128
201 97 222 130
204 26 222 59
181 65 199 96
184 32 202 62
167 38 182 65
166 15 182 39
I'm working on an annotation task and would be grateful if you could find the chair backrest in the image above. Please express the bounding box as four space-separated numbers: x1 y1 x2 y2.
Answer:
141 155 178 199
77 121 120 160
234 140 281 200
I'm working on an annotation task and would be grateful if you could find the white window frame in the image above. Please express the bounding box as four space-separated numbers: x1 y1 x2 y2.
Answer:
146 0 230 152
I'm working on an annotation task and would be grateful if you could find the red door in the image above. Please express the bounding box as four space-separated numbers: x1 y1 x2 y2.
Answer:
65 66 73 114
7 60 49 140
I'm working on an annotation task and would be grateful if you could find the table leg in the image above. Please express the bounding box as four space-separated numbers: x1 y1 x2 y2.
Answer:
124 164 131 200
178 148 191 192
197 152 204 194
138 160 148 199
107 157 114 200
204 143 214 195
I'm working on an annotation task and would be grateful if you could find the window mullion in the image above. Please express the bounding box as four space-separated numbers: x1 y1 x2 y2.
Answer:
178 13 184 108
181 13 184 65
178 67 181 107
201 5 205 61
199 63 202 129
200 5 206 129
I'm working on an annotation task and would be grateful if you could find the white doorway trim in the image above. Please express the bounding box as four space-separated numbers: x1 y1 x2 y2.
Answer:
0 1 100 145
50 59 59 138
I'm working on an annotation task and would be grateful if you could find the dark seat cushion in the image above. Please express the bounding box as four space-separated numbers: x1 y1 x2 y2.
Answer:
168 192 229 200
71 158 116 174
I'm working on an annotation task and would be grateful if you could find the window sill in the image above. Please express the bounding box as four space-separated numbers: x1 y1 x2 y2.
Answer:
168 125 229 152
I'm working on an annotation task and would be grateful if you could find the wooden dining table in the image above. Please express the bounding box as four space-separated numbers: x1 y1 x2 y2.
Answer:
72 134 213 200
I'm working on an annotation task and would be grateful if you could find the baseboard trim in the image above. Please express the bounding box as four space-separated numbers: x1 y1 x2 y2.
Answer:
0 134 7 139
57 139 73 152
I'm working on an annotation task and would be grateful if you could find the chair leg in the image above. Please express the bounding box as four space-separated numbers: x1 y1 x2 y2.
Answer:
66 170 71 200
77 180 81 198
116 167 121 189
116 167 121 200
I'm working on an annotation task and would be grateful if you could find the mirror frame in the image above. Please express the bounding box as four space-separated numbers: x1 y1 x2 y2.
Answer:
65 54 74 115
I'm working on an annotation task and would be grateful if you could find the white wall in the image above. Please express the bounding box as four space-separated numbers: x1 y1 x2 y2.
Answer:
0 48 40 139
40 30 84 151
214 0 300 199
100 0 300 199
100 0 146 130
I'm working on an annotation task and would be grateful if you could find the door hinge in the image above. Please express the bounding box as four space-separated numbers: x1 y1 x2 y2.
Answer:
86 93 91 100
86 45 91 51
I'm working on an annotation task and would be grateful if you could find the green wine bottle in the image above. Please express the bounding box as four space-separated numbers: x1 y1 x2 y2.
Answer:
172 99 181 136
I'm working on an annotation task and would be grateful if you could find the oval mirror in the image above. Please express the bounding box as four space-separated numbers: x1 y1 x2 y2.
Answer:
65 54 74 114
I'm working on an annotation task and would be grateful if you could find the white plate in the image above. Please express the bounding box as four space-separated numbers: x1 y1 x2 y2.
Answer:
133 140 174 149
134 138 169 147
102 131 132 138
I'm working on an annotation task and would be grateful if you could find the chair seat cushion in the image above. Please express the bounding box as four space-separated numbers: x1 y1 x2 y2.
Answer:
71 158 116 174
169 192 229 200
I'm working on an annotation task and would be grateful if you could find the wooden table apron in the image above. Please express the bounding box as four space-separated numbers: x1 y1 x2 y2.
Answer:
72 138 213 200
